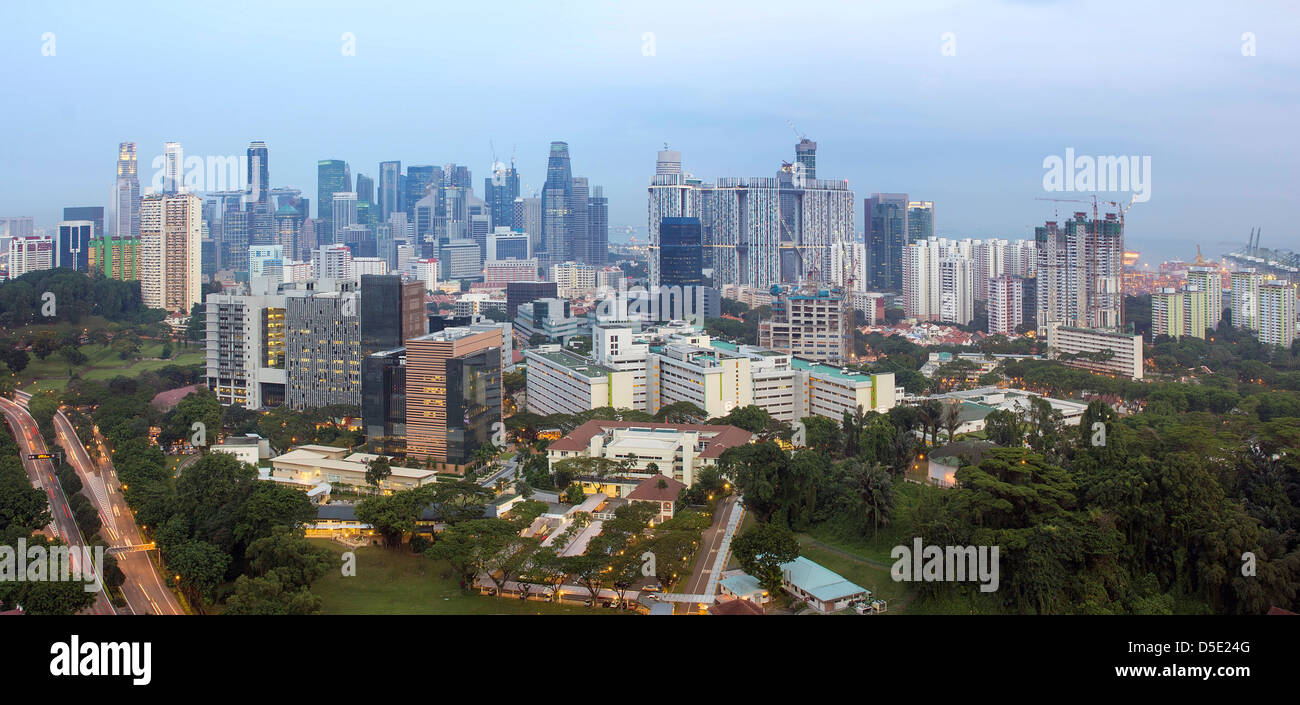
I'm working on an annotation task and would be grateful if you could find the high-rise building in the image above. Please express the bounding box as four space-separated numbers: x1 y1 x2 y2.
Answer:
795 139 817 180
659 217 704 289
488 227 530 261
284 281 362 409
312 243 353 281
56 220 93 271
907 201 934 243
1187 266 1223 334
439 240 482 281
316 160 349 233
541 141 573 268
866 193 908 291
1034 211 1124 335
140 192 202 313
114 142 142 238
206 278 288 409
8 235 54 278
569 176 589 263
247 141 270 206
904 237 974 325
360 274 427 355
938 256 974 326
0 217 35 239
62 207 104 246
405 327 502 469
587 185 609 266
1151 288 1186 340
1230 269 1262 331
988 275 1024 335
221 210 249 274
378 161 401 222
249 245 285 280
162 142 184 194
648 149 704 288
485 163 520 231
332 192 358 245
354 174 374 205
1257 282 1297 348
759 285 853 363
404 165 438 220
89 235 140 280
506 281 557 319
550 261 597 298
514 196 542 255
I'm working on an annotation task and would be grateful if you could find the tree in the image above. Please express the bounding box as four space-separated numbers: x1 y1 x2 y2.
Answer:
355 487 431 547
941 400 963 443
425 519 520 591
57 346 88 378
365 455 392 487
731 522 800 595
244 529 333 589
223 570 322 615
167 539 231 613
984 409 1025 447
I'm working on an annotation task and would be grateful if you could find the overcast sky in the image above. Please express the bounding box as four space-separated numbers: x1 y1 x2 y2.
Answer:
2 0 1297 263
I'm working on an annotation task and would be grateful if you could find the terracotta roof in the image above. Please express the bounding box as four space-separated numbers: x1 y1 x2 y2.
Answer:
547 420 754 458
708 599 765 615
150 384 202 410
626 475 687 502
1266 606 1296 615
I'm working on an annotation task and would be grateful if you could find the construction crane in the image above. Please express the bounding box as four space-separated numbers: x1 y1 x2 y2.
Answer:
1035 195 1098 222
787 120 806 140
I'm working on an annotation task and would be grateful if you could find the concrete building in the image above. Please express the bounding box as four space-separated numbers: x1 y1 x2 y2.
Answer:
89 236 141 280
405 327 502 470
1258 281 1297 348
514 298 585 343
525 346 635 415
285 281 362 408
484 258 539 287
987 275 1024 335
8 235 54 278
550 261 596 298
1187 266 1223 335
1231 269 1262 331
140 192 202 314
1046 323 1144 380
205 278 289 409
1151 288 1186 340
758 285 853 363
545 420 754 487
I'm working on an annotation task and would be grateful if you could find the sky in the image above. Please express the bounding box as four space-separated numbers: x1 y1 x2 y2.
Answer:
1 0 1297 264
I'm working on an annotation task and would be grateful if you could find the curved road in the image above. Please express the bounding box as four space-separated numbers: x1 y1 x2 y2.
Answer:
0 393 115 615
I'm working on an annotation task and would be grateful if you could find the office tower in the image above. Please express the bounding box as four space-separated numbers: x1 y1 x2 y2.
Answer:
795 138 817 180
56 220 93 271
388 211 410 241
205 278 288 409
221 210 250 273
587 185 608 266
405 327 503 469
313 243 353 281
439 239 482 280
378 161 401 221
90 235 140 280
648 149 702 288
514 196 542 254
759 285 853 363
162 142 184 193
284 281 362 409
659 217 704 288
484 259 539 287
274 203 302 258
375 224 396 271
249 245 285 280
247 141 269 205
569 176 590 262
866 193 908 290
1187 266 1223 334
1257 282 1297 348
404 165 439 218
62 207 103 245
506 281 557 319
907 201 934 243
1034 211 1125 334
485 164 520 230
8 235 54 277
140 192 202 313
1230 269 1262 330
354 173 374 205
540 141 573 267
488 227 530 261
331 192 358 245
317 160 349 233
1151 288 1186 340
550 261 597 298
114 142 142 238
444 164 472 190
988 275 1024 335
360 274 427 354
362 348 407 452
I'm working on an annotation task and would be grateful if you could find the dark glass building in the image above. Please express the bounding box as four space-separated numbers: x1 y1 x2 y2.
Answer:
659 217 704 287
62 207 104 242
866 193 908 291
361 348 406 454
484 166 520 231
506 280 558 319
360 274 426 355
316 159 349 234
57 220 93 271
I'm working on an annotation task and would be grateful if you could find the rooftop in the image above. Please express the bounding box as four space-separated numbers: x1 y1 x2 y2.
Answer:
780 556 869 603
625 475 687 503
548 420 754 458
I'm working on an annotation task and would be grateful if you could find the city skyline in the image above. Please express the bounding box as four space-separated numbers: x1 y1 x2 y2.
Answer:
2 1 1297 265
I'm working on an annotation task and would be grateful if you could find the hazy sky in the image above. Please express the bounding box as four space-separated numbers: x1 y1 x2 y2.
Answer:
2 0 1297 263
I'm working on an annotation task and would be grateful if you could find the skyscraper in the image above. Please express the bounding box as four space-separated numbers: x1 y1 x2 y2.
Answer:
866 193 909 290
317 159 349 234
62 207 104 243
514 196 542 256
569 176 589 262
541 141 573 268
795 138 817 180
648 149 703 288
1258 282 1297 348
114 142 141 238
1034 211 1124 334
587 185 608 266
988 275 1025 335
1230 269 1262 331
332 192 358 245
378 161 401 222
485 163 520 230
907 201 934 242
162 142 184 194
247 141 270 206
140 192 202 314
355 173 374 205
56 220 93 271
659 217 704 288
405 327 502 469
404 165 439 220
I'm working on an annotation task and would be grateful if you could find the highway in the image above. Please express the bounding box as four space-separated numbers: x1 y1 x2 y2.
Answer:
48 399 185 615
0 393 115 615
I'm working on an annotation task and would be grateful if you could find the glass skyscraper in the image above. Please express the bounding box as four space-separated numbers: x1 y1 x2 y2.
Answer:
659 217 704 288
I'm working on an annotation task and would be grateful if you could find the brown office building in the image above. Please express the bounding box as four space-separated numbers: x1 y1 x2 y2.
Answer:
405 327 502 472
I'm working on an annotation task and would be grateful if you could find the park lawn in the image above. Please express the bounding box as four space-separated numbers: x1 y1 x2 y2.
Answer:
804 479 933 565
17 342 204 395
308 540 596 615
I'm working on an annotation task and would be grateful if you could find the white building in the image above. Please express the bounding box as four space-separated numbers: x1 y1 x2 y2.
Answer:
550 261 597 298
352 257 388 277
592 323 649 409
312 243 353 281
1047 323 1144 380
140 192 202 314
8 235 54 278
987 275 1024 335
205 277 288 409
524 347 635 415
1257 282 1297 348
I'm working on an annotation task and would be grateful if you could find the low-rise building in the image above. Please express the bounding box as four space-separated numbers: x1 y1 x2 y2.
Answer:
545 420 754 487
270 445 438 492
780 556 870 614
524 347 635 415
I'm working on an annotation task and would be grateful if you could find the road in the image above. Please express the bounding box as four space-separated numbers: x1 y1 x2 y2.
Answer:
51 403 185 615
682 494 742 598
0 393 115 615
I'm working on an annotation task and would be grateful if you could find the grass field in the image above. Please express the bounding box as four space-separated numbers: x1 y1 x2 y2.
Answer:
308 540 598 615
16 341 204 395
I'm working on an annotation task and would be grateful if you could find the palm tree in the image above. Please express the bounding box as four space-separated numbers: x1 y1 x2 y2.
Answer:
942 400 963 443
917 400 941 446
855 462 894 545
